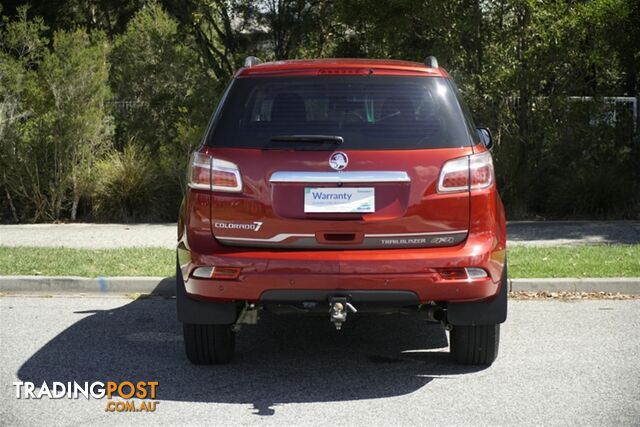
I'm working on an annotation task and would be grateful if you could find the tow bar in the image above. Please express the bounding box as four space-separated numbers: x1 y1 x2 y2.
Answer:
329 297 357 330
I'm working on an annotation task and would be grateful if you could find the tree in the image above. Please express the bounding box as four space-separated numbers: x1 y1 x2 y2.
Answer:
1 0 145 37
109 2 218 218
239 0 337 59
1 0 638 221
111 2 217 154
0 6 50 221
38 29 113 219
162 0 243 80
1 7 112 221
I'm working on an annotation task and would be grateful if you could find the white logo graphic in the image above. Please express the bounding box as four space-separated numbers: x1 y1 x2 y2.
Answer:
430 236 455 244
329 152 348 171
215 221 263 231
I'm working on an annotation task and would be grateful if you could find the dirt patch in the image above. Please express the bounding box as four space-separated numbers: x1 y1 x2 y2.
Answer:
509 291 640 300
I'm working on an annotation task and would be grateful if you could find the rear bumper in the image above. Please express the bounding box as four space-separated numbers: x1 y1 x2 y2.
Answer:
179 231 506 304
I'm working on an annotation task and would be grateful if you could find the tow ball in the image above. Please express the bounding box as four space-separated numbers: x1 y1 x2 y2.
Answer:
329 298 357 330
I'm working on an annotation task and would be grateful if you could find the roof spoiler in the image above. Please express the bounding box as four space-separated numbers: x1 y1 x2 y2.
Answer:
244 56 263 68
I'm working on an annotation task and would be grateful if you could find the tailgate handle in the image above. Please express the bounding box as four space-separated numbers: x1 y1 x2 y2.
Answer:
316 232 364 244
325 233 356 242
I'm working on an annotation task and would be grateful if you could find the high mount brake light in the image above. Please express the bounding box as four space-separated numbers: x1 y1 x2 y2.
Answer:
317 68 370 75
187 152 243 192
437 151 494 193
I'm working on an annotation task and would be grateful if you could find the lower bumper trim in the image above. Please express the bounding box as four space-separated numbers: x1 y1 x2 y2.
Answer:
259 289 420 305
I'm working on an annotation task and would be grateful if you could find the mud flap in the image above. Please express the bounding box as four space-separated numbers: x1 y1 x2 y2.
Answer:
176 258 238 325
446 265 508 326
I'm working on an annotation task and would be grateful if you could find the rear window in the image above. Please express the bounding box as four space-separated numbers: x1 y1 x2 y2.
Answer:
207 76 473 150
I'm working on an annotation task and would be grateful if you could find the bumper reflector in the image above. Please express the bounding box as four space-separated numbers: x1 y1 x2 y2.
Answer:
437 267 488 281
437 268 468 280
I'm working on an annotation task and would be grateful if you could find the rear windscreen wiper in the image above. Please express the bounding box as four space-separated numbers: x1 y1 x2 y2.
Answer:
269 135 344 144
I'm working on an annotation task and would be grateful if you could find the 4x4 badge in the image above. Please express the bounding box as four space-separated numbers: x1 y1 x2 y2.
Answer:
329 152 348 171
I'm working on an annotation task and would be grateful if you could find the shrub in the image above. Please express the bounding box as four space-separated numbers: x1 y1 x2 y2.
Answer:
487 97 639 219
0 9 112 222
92 145 165 222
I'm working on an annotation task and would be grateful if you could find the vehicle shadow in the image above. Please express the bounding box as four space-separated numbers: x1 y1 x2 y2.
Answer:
17 280 487 416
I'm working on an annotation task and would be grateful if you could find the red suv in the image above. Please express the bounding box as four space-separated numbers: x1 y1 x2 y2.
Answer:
177 57 507 366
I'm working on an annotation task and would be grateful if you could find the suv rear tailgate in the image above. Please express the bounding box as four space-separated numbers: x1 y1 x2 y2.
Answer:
207 146 471 249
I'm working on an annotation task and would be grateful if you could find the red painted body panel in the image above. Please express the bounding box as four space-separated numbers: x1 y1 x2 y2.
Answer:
204 146 472 243
182 229 503 304
177 59 507 306
178 143 506 304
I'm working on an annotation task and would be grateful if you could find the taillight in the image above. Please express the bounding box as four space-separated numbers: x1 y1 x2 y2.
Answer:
187 152 243 192
437 157 469 192
437 151 494 193
469 151 494 190
188 152 211 190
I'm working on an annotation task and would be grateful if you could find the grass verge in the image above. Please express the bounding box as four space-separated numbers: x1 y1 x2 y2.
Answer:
0 245 638 278
507 245 640 278
0 247 173 277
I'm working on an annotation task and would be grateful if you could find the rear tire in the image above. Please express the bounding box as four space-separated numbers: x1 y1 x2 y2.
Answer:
450 324 500 365
183 323 235 365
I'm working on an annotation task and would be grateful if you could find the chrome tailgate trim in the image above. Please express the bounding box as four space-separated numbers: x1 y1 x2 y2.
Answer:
216 230 468 249
269 171 410 184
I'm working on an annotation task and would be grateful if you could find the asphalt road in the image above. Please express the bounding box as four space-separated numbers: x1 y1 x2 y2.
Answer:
1 296 638 425
0 221 639 249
